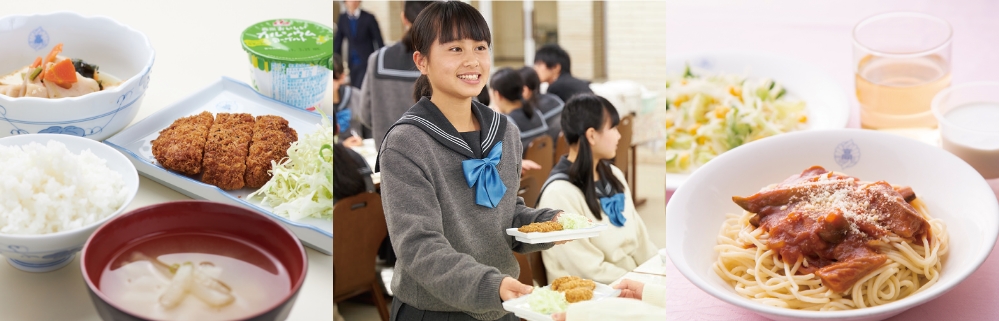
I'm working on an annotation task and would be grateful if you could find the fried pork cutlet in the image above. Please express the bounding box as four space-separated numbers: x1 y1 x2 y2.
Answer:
555 279 596 292
244 115 298 188
201 113 255 190
564 287 594 303
518 221 563 233
151 111 214 175
550 276 581 291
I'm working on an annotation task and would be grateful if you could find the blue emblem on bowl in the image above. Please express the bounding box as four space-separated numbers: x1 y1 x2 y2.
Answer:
28 27 49 51
834 139 861 169
695 58 714 70
38 126 86 136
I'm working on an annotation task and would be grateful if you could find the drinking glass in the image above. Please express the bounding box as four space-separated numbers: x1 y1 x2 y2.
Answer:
853 12 952 129
931 82 999 179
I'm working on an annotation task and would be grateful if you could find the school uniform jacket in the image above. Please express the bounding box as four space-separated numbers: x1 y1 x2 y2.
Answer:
335 10 384 86
378 97 561 320
536 93 564 141
546 73 593 103
505 107 549 154
358 42 420 151
537 156 658 285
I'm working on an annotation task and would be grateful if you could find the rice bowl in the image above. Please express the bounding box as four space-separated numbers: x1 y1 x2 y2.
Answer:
0 133 138 272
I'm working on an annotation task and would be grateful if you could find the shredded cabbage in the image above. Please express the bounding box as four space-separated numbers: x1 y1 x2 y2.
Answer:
664 64 808 173
557 212 592 230
528 287 569 314
247 111 336 220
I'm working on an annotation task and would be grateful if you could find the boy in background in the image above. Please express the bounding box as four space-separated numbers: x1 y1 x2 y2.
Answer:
533 44 593 103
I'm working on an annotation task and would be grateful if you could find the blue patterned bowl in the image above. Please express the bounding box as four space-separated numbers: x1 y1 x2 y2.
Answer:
0 12 154 141
0 134 139 272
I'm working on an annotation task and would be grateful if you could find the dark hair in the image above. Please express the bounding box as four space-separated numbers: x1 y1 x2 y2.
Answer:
490 67 534 119
400 1 435 52
413 76 433 103
518 66 541 111
334 145 367 200
477 84 490 106
534 44 572 75
411 1 492 100
331 53 345 79
560 94 624 219
334 122 367 200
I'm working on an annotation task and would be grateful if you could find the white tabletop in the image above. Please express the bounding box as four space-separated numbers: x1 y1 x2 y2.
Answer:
2 1 333 320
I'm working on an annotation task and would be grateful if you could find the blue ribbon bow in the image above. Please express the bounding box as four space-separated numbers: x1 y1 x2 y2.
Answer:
600 193 627 227
462 141 507 208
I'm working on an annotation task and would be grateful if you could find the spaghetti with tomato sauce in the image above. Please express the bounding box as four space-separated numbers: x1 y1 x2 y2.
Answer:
713 166 948 310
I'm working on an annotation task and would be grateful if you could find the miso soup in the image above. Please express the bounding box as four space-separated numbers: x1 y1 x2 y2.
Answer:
99 232 291 320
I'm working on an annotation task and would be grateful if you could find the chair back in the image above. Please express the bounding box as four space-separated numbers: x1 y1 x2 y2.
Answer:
522 135 554 207
613 113 635 176
333 192 388 301
514 252 534 286
528 252 548 286
554 132 570 164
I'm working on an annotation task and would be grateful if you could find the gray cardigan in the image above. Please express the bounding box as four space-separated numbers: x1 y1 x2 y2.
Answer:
379 98 559 320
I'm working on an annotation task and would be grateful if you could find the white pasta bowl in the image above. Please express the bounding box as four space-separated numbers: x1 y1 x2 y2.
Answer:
665 129 999 321
0 12 154 141
0 134 139 272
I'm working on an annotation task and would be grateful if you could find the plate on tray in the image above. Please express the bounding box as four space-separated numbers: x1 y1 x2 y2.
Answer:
103 77 332 255
506 224 608 244
502 282 620 321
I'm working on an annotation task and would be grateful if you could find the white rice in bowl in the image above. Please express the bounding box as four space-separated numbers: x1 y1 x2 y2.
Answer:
0 140 127 234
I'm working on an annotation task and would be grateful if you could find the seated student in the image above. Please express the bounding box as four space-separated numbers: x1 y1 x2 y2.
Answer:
551 279 667 321
518 66 563 142
358 0 435 150
323 53 363 142
537 94 658 285
334 121 374 203
533 44 593 103
489 68 549 155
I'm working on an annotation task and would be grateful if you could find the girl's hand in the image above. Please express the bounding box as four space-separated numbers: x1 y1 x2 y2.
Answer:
499 276 534 301
521 160 542 175
551 312 566 321
613 279 645 300
342 135 363 148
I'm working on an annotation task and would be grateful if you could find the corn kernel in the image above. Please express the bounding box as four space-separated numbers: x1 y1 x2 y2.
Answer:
673 94 689 107
696 136 707 145
687 123 701 134
714 106 730 118
665 118 674 128
728 86 742 97
799 115 808 123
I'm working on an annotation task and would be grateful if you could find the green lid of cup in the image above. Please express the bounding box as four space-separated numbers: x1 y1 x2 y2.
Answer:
241 19 335 71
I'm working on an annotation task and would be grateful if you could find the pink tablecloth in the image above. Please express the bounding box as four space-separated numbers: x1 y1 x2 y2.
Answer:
663 0 999 319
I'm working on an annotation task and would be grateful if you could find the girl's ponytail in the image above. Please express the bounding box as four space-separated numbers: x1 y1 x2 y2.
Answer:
413 74 433 103
569 135 602 220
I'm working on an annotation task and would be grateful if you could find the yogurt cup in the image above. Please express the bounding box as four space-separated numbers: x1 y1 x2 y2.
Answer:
241 19 334 111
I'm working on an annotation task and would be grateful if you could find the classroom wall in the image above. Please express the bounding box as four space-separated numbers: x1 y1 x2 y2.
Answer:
606 1 667 92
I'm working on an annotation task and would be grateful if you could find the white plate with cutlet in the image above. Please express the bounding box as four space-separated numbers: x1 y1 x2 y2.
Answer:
103 77 332 255
506 224 609 244
503 278 621 321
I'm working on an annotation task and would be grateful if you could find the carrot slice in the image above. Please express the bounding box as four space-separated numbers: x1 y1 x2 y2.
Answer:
43 58 78 89
44 43 63 64
29 56 43 68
